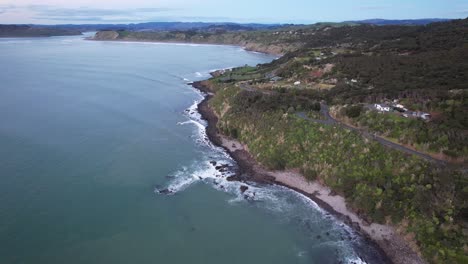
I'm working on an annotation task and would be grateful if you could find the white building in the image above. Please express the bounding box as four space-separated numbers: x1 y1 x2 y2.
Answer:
374 104 391 112
395 104 408 111
420 113 431 120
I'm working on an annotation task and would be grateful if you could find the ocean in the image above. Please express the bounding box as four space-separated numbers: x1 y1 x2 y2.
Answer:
0 33 386 264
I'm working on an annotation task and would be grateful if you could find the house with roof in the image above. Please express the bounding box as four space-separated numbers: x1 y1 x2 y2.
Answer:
374 104 391 112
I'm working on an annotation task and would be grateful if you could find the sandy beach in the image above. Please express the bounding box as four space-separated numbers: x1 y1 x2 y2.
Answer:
192 80 427 264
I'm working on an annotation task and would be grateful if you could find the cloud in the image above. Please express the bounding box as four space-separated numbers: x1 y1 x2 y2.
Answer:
1 4 181 23
30 5 176 16
0 4 16 12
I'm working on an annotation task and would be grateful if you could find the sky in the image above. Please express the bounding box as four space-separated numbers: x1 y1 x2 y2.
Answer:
0 0 467 24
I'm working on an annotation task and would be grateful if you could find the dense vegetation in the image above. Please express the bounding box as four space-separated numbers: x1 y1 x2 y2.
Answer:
92 22 360 54
97 18 468 263
337 107 467 158
203 19 468 263
209 82 467 263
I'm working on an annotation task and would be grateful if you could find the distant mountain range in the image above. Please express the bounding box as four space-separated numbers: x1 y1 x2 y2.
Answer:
350 18 452 25
0 25 82 37
37 19 453 31
0 18 456 37
39 22 284 32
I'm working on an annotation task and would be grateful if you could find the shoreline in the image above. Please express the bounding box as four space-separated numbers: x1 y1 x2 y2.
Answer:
86 37 284 56
191 80 426 264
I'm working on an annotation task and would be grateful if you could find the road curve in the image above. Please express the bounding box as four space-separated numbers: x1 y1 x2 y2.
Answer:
297 103 447 165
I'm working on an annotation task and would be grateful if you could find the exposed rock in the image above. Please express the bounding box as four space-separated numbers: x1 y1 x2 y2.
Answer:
215 164 229 170
240 185 249 193
93 30 119 40
159 189 173 195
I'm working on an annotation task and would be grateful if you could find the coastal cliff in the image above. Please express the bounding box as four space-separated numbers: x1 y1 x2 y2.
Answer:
89 30 303 55
185 19 468 264
192 80 427 264
94 18 468 264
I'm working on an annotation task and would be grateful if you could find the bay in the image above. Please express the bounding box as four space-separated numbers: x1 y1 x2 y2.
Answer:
0 34 385 264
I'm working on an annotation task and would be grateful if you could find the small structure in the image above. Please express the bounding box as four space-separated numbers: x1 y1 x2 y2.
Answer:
420 113 431 120
374 104 391 112
351 79 358 83
294 81 301 86
393 104 408 112
395 104 407 110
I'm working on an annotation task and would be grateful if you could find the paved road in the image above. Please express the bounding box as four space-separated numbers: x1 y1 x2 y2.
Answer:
297 103 447 165
237 84 449 165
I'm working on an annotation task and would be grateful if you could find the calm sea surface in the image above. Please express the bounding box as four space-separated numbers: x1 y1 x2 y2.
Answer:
0 34 386 264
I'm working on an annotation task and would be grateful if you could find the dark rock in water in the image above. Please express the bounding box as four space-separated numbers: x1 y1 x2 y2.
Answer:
240 185 248 193
316 235 322 239
159 189 173 195
220 185 225 189
326 232 330 236
215 164 229 170
226 175 239 182
165 175 175 179
187 82 194 85
209 161 217 165
198 177 203 180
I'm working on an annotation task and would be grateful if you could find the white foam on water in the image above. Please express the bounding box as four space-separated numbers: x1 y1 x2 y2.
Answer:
161 86 377 263
346 257 367 264
163 167 198 193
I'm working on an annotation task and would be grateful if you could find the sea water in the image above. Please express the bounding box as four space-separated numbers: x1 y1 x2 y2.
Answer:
0 34 387 264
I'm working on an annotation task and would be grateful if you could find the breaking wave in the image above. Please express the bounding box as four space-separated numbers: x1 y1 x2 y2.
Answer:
156 84 385 264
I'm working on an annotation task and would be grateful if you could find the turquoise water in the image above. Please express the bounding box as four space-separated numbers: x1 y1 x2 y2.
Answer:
0 34 386 264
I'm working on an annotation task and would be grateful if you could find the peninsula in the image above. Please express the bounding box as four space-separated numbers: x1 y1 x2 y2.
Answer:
95 18 468 264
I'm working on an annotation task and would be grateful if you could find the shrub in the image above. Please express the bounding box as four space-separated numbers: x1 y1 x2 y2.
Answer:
345 105 363 118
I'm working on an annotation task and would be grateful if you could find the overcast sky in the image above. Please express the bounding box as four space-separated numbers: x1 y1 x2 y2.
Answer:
0 0 467 24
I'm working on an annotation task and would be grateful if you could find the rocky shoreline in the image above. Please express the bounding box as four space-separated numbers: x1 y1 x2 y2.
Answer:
191 80 426 264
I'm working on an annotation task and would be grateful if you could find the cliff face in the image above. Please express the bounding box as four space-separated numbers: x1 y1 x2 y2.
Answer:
92 30 119 40
90 30 299 55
